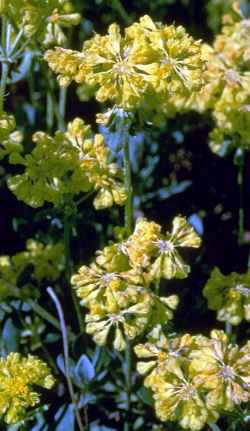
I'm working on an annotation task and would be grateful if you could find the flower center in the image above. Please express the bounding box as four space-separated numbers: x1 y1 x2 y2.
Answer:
102 273 117 283
218 365 235 380
113 61 130 75
181 384 196 401
157 240 174 253
234 283 250 297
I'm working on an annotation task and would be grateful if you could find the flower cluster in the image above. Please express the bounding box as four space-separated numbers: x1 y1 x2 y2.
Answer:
45 15 206 118
71 216 200 350
203 267 250 325
194 5 250 154
0 240 65 300
0 352 54 424
7 118 126 210
135 328 250 430
0 113 23 160
2 0 81 46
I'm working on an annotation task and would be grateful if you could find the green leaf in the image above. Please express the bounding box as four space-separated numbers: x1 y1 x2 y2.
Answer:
55 404 75 431
74 354 95 385
2 318 20 353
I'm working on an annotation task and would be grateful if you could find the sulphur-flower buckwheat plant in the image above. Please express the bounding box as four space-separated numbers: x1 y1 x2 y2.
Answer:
2 2 250 430
0 352 54 424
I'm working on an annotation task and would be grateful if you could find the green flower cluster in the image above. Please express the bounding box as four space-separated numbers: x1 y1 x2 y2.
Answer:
0 112 23 160
7 118 126 210
0 240 65 300
203 267 250 325
0 352 54 424
135 328 250 430
71 216 200 350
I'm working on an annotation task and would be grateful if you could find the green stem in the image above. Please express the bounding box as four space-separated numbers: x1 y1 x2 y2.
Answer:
122 123 133 431
124 338 132 431
208 423 222 431
58 86 67 132
47 287 86 431
0 17 9 113
123 134 133 236
0 60 9 114
46 90 54 132
237 151 244 246
64 214 85 333
225 321 232 337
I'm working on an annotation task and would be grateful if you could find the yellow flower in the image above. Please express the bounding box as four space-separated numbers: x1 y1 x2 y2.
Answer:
135 328 198 388
190 330 250 411
46 15 206 115
203 267 250 325
149 216 201 280
122 218 162 268
194 9 250 153
153 360 218 431
45 47 86 86
85 287 153 351
120 216 201 280
8 124 91 208
79 133 127 210
71 263 146 308
0 352 54 424
8 118 125 210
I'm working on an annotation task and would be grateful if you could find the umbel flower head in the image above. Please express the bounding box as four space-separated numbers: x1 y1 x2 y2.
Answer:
0 352 54 424
123 216 201 280
134 326 200 388
45 15 206 116
190 330 250 412
71 215 200 350
203 267 250 325
193 5 250 154
72 254 179 351
7 118 126 210
153 360 218 431
4 0 81 46
135 327 250 430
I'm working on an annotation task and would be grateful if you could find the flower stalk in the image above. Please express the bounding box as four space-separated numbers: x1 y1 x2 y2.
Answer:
122 118 133 430
47 287 85 431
